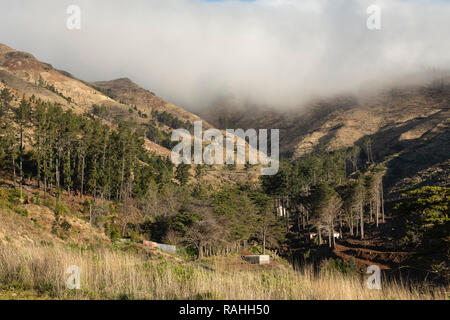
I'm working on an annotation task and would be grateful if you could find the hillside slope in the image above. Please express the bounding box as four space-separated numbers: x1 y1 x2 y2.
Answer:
0 43 261 186
90 78 212 128
201 82 450 193
0 43 208 158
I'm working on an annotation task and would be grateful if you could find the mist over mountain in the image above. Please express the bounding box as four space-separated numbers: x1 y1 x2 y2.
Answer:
1 0 450 112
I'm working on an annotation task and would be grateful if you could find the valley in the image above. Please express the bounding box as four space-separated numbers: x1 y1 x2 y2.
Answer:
0 43 448 300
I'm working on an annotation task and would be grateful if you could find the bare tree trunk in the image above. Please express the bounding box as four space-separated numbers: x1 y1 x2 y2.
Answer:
360 203 364 240
306 206 309 224
44 176 47 199
380 181 385 223
197 244 203 259
89 202 92 225
67 150 71 197
37 137 41 189
55 155 60 199
302 206 306 229
328 224 332 248
262 228 266 255
120 152 125 201
19 128 23 200
43 157 47 198
12 155 16 188
376 194 380 228
80 155 85 199
285 208 289 232
317 226 322 245
350 215 354 236
332 225 336 248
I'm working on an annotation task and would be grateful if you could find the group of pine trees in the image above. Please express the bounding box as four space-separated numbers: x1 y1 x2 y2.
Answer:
151 185 286 259
151 109 193 131
0 86 387 257
261 147 386 247
0 88 286 258
0 88 175 202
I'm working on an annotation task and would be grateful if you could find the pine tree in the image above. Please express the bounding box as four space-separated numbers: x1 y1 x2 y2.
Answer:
13 98 31 199
175 163 191 186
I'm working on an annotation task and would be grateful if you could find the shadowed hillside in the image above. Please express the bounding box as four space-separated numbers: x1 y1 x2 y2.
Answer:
201 80 450 193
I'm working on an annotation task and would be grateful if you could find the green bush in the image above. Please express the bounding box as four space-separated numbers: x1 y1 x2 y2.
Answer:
0 189 9 209
43 198 53 208
14 207 28 217
7 189 21 204
128 230 142 243
60 219 72 231
250 246 262 254
105 223 122 242
181 245 198 259
82 200 91 214
394 186 449 248
30 192 41 205
321 257 358 275
54 203 70 217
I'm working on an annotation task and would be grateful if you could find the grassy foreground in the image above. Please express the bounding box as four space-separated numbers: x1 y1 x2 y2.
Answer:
0 243 448 300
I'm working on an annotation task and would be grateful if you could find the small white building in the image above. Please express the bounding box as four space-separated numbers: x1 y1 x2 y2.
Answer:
276 205 287 217
243 255 270 265
309 231 340 240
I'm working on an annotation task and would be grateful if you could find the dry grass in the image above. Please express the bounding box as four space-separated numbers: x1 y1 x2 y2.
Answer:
0 243 447 300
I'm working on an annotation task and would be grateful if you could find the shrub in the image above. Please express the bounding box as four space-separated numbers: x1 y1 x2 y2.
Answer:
82 200 91 214
60 219 72 232
43 199 53 208
54 203 70 217
250 246 262 254
14 208 28 217
394 186 449 248
105 223 122 242
321 257 358 275
7 189 21 204
30 192 41 205
0 189 9 209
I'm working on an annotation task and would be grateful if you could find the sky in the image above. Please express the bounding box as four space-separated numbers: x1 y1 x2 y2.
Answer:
1 0 450 111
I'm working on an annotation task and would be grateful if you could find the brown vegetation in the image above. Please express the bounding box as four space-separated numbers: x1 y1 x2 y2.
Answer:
0 242 447 300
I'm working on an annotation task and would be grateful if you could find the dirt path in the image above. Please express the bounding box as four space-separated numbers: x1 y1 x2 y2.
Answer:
333 241 413 271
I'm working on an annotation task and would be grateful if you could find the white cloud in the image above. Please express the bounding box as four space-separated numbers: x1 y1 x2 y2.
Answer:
0 0 449 111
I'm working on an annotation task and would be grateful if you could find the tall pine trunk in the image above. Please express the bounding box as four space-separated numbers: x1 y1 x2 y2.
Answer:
317 226 322 245
360 202 364 240
380 181 385 223
19 127 23 199
12 154 16 188
328 224 332 248
37 136 41 189
376 194 380 228
55 155 60 200
262 227 266 255
80 155 85 199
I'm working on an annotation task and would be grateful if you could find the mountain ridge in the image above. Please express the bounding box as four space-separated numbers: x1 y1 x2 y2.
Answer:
0 43 260 186
0 43 209 158
200 80 450 194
